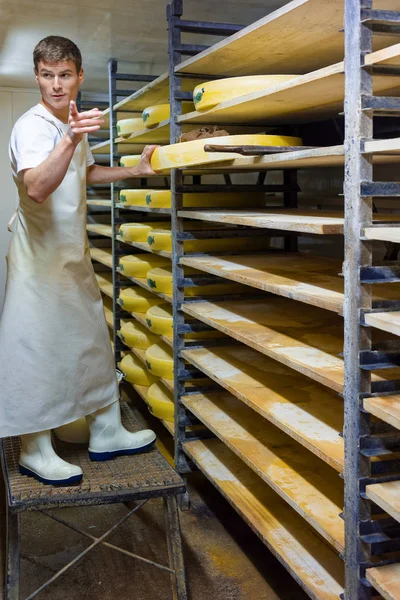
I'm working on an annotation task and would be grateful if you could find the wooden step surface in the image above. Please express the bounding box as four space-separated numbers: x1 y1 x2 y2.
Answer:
183 297 400 393
364 395 400 431
184 438 344 600
367 563 400 600
178 208 400 235
366 481 400 524
365 312 400 337
90 247 113 268
182 343 344 471
183 390 344 552
180 253 400 314
86 223 113 238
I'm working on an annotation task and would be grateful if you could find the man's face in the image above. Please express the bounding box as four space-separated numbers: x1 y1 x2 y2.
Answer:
35 60 84 112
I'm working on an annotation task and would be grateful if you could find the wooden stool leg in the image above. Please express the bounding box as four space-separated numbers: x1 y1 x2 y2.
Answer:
5 507 19 600
164 496 187 600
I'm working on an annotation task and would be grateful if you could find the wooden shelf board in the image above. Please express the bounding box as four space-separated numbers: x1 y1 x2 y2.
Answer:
181 343 344 472
86 224 113 239
178 209 400 235
183 390 344 551
364 227 400 243
184 438 344 599
176 0 400 77
364 394 400 431
180 252 400 314
117 267 172 304
367 563 400 600
90 247 113 268
115 203 171 215
87 199 112 207
95 272 114 299
182 297 399 394
366 481 400 524
116 234 172 259
90 139 146 155
365 312 400 337
179 48 400 126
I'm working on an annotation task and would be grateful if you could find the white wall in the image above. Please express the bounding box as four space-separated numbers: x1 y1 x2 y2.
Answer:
0 88 40 312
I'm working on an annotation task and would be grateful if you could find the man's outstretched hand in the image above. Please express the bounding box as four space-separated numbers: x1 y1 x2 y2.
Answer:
68 101 104 145
134 145 158 176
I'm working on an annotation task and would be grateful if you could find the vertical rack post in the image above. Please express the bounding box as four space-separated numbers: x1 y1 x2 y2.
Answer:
108 58 122 365
343 0 373 598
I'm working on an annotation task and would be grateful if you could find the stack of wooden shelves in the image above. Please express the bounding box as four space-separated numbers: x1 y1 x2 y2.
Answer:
93 0 400 597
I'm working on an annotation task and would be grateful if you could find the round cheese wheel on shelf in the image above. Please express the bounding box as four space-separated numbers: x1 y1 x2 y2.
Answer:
120 353 158 386
139 190 265 209
119 321 159 349
145 343 174 380
119 222 170 242
116 118 144 138
193 75 297 111
120 155 141 168
119 189 167 207
147 266 246 296
145 304 173 336
142 103 170 127
119 288 165 313
119 255 170 278
54 418 90 444
151 134 303 171
147 230 269 253
146 382 174 422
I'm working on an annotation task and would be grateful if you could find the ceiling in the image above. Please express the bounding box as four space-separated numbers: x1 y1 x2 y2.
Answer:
0 0 287 93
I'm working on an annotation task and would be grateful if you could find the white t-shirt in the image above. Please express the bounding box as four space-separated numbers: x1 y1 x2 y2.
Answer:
9 103 95 182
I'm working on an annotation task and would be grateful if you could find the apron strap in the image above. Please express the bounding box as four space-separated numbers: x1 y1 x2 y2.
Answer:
7 209 18 232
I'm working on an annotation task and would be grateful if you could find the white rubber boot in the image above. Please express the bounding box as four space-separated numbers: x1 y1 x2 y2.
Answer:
19 430 83 485
87 401 156 461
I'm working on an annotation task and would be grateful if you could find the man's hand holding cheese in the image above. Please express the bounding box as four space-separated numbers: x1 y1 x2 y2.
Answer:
0 35 157 485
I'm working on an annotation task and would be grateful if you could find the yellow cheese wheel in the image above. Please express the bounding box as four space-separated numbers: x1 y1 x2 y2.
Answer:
151 134 303 171
147 382 174 422
145 304 173 336
120 189 265 209
147 266 246 296
120 353 158 386
148 230 269 253
120 155 141 168
193 75 297 111
142 103 194 127
119 288 165 313
119 255 170 278
147 267 175 293
119 321 159 349
116 118 144 138
145 343 174 380
54 418 90 444
119 222 170 242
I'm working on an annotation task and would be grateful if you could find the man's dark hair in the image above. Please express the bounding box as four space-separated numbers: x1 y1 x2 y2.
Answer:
33 36 82 73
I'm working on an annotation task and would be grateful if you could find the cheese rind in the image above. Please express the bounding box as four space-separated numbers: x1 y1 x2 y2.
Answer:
120 155 141 168
145 304 173 335
120 353 159 386
147 383 174 422
119 321 159 349
119 255 169 278
116 118 144 138
119 222 170 242
119 288 165 313
145 343 174 380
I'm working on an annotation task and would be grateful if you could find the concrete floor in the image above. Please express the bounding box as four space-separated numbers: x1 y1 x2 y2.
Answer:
0 404 309 600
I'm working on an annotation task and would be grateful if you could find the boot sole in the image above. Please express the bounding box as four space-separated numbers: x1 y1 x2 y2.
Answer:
19 464 83 486
89 437 156 462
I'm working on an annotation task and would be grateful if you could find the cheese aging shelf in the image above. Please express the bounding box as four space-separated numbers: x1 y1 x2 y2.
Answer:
96 1 400 599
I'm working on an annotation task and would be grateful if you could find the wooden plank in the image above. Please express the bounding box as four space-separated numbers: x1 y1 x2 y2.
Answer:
116 234 172 259
86 223 113 238
95 272 114 299
364 394 400 431
87 199 112 207
180 253 400 314
181 343 344 471
176 0 400 77
184 438 344 600
178 209 400 235
367 563 400 600
90 247 113 268
183 390 344 551
182 297 400 393
90 139 146 155
364 227 400 243
366 481 400 524
365 137 400 155
179 46 400 126
117 267 172 304
364 312 400 337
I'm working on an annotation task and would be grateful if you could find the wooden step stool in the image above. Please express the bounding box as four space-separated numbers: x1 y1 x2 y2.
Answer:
0 404 187 600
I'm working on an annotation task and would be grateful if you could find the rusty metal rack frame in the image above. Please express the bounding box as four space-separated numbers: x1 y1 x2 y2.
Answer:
344 1 400 599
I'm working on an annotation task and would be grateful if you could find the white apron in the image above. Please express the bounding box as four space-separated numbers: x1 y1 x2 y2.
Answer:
0 115 118 438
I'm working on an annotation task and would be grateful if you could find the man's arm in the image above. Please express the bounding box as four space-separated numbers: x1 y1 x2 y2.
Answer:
23 104 103 204
86 145 157 184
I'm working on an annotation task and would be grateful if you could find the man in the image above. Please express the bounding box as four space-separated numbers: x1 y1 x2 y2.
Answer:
0 35 157 485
